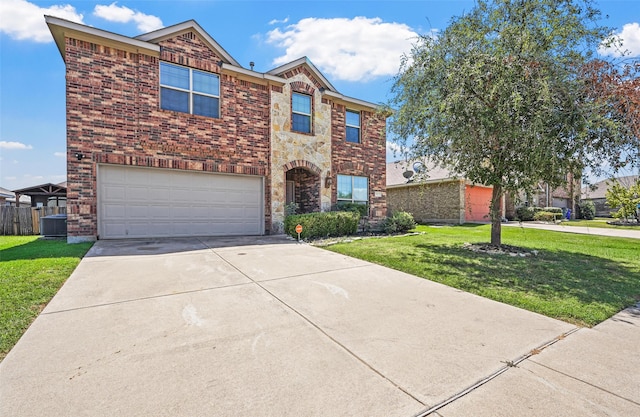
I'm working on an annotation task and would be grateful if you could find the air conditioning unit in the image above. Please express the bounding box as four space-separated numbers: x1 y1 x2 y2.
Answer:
41 214 67 237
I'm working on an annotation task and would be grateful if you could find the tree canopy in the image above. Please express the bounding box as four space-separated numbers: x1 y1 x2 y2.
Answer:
389 0 636 245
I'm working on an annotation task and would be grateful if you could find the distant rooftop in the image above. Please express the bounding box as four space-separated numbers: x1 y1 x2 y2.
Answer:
581 175 639 200
386 160 459 187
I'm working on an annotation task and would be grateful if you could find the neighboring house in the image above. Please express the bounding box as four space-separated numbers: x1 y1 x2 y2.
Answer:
12 182 67 208
0 186 31 206
46 17 387 242
386 161 494 224
0 188 14 205
581 175 639 217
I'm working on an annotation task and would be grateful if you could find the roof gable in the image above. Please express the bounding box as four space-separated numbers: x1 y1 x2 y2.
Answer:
135 20 240 66
268 57 337 93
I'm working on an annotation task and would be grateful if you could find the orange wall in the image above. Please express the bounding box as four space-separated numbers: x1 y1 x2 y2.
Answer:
465 185 492 222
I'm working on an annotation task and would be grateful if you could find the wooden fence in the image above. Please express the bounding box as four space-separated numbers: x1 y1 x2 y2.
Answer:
0 206 67 236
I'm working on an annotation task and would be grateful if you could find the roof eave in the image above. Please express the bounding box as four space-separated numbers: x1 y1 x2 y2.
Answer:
221 63 285 84
45 15 160 60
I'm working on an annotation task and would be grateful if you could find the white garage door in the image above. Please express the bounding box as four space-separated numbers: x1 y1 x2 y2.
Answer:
98 165 263 239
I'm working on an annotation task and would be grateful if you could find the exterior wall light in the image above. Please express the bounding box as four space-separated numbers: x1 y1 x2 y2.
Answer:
325 176 333 188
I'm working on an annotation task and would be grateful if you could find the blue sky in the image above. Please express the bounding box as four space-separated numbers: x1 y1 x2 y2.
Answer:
1 0 639 190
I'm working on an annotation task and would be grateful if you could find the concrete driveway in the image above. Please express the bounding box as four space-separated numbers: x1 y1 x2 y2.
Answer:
0 235 610 416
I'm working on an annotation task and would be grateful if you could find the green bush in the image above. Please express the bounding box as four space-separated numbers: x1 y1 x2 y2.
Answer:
578 200 596 220
515 206 538 221
516 206 563 221
543 206 563 214
533 210 561 222
284 211 360 239
284 202 298 216
382 211 416 234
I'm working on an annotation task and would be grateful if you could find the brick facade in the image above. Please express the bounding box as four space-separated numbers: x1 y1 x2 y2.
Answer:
387 181 465 224
330 103 387 219
48 18 387 240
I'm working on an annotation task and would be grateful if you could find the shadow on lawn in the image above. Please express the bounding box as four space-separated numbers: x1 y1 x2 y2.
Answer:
411 243 640 312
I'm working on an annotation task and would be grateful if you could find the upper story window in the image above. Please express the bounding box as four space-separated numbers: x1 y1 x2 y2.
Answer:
346 110 361 143
292 93 312 133
337 175 368 204
160 62 220 118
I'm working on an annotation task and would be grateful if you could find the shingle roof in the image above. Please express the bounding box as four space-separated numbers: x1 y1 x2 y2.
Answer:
387 160 460 187
581 175 639 199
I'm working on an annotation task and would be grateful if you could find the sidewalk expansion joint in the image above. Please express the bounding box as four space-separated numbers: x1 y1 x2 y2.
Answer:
411 327 580 417
40 281 253 315
528 359 640 407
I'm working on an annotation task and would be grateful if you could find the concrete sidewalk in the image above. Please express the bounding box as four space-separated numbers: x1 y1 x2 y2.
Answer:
503 221 640 239
1 236 637 416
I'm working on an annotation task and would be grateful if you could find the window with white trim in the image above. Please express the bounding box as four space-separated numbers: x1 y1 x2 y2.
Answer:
160 62 220 118
337 175 368 204
346 110 360 143
292 92 312 133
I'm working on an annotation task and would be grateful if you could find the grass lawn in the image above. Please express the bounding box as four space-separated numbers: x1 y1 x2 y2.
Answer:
325 224 640 327
558 217 640 230
0 236 93 361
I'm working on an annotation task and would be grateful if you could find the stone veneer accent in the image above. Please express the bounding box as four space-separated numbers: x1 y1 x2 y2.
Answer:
270 73 332 233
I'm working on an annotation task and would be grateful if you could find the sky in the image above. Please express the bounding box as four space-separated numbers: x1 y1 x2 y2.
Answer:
1 0 639 190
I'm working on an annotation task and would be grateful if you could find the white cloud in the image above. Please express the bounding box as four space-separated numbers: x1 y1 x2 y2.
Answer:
600 22 640 57
0 0 84 43
266 16 418 82
386 141 406 162
54 152 66 158
93 2 163 33
269 17 289 25
0 141 33 150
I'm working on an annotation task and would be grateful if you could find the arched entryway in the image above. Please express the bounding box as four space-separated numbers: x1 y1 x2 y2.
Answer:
283 160 322 214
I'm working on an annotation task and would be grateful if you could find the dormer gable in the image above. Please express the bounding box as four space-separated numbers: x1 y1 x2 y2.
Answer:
135 20 240 67
268 57 337 93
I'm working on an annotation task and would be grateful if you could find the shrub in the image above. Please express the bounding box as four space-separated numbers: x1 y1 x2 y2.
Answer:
578 200 595 220
543 206 563 215
284 211 360 239
533 210 561 222
381 211 416 234
284 202 298 216
515 206 538 221
516 206 563 221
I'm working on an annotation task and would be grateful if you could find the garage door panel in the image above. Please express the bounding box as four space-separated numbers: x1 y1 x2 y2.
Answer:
99 165 263 239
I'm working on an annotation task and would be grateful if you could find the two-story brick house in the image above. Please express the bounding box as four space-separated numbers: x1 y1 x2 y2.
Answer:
46 16 387 242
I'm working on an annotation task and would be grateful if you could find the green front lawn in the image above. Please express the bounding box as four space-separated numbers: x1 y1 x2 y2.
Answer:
0 236 93 361
559 217 640 230
326 224 640 327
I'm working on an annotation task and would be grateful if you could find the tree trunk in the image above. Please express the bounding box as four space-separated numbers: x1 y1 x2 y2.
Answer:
490 184 503 246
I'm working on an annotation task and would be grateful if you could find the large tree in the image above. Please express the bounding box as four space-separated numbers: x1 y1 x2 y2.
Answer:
389 0 630 245
580 59 640 173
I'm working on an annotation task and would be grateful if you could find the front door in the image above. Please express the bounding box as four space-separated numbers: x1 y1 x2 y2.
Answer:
286 181 295 205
